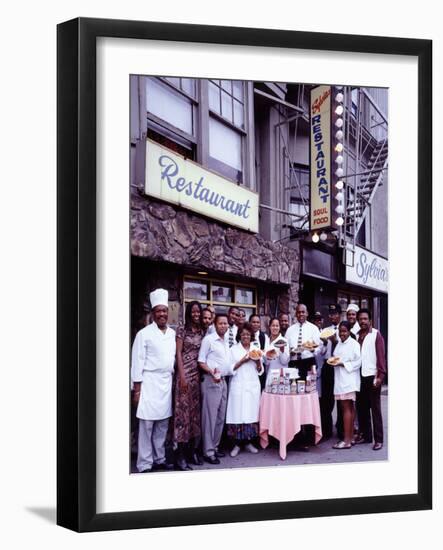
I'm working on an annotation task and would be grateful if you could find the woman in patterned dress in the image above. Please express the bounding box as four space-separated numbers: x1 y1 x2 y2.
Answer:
174 300 204 470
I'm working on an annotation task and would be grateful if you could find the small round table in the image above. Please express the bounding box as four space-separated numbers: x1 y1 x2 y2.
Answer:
259 391 322 460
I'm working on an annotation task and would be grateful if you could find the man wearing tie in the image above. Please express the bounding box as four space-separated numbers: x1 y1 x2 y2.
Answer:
225 306 239 348
285 304 321 450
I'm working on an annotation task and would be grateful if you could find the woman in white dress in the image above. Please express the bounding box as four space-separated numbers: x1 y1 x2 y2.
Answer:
331 321 361 449
263 317 289 385
226 323 264 457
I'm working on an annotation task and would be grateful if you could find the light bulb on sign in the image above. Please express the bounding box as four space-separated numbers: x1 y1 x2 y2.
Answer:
335 204 344 214
336 216 344 226
335 143 343 153
335 118 344 128
335 105 344 116
320 232 328 241
335 85 343 91
335 167 344 177
335 191 344 202
312 232 320 243
335 130 344 140
335 180 344 190
335 155 344 165
335 92 344 103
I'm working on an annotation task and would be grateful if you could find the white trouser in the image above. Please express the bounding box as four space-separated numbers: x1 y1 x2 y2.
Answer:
136 418 169 472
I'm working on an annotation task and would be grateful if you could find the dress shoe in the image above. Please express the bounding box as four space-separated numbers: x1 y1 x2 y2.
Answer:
140 468 152 473
175 458 193 471
190 452 203 466
152 462 174 471
215 450 225 458
373 442 383 451
203 455 220 465
354 435 372 445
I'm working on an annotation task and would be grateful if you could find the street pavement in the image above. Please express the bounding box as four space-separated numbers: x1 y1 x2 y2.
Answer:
131 387 387 473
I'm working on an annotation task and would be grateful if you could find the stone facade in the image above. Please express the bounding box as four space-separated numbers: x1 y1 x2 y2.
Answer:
131 190 301 320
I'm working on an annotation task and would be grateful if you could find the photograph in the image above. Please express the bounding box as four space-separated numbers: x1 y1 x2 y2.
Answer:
129 75 389 474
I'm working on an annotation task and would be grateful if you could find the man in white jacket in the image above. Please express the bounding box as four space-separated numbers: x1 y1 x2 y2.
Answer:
131 289 176 473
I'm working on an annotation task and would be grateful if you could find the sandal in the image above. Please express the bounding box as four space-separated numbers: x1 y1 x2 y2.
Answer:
332 441 352 449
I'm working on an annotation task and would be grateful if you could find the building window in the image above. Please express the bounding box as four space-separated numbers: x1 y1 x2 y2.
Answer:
144 76 250 186
183 276 257 320
338 292 371 316
289 164 310 231
146 78 196 136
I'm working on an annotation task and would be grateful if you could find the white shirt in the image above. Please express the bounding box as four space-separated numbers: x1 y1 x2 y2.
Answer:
285 321 321 359
333 336 361 394
198 331 232 376
226 342 264 424
351 321 360 335
263 336 289 383
131 322 176 420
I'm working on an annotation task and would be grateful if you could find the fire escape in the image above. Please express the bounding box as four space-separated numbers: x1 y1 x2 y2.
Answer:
263 84 388 254
339 87 389 265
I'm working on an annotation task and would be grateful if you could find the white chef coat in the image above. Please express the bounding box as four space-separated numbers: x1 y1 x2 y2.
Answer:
263 336 289 384
333 336 361 394
198 331 232 376
351 321 360 335
226 342 264 424
131 322 176 420
285 321 321 359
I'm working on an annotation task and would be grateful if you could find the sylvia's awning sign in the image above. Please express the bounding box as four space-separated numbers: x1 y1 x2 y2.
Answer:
145 140 259 233
346 246 389 293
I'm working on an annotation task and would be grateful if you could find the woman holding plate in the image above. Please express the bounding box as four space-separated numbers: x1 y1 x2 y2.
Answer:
263 317 289 385
328 321 362 449
226 323 264 457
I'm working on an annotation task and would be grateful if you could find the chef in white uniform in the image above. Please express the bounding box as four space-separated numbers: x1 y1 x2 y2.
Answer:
346 303 361 335
131 288 176 473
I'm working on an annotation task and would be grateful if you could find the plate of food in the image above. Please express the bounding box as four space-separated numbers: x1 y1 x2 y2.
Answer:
265 348 278 360
320 327 336 339
302 340 319 350
272 337 287 347
249 349 263 360
327 356 341 366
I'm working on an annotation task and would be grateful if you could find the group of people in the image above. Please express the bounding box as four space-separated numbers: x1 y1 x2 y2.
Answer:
131 288 386 473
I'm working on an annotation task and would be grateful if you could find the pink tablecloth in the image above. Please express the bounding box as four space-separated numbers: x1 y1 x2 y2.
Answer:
259 391 322 460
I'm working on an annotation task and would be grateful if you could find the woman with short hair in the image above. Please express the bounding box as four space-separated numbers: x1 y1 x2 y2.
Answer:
226 323 264 457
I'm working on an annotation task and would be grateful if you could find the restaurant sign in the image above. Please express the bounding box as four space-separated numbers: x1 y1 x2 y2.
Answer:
310 85 332 231
346 246 389 293
145 140 259 233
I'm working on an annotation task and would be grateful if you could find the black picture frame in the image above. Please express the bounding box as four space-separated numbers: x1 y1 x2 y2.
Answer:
57 17 432 532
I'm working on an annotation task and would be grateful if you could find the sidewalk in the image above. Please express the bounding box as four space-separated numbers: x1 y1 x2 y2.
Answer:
131 388 387 473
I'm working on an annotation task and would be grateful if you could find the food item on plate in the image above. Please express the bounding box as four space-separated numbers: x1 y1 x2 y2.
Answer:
272 337 287 347
327 356 341 366
249 349 263 360
265 348 278 360
302 340 319 350
320 327 335 339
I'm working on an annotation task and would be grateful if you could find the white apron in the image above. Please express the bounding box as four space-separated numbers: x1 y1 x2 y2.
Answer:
226 343 263 424
131 323 176 421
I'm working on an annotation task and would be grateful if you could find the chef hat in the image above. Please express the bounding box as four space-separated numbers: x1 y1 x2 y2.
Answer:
150 288 169 309
346 303 360 313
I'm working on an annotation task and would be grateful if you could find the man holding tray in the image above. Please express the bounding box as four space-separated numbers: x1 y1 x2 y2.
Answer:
285 304 322 450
